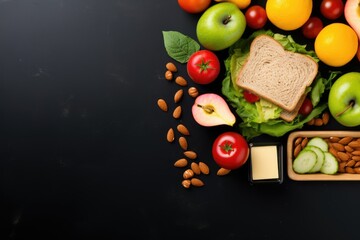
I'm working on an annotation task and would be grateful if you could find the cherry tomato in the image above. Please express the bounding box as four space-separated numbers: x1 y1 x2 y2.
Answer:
212 132 249 170
299 98 313 116
243 90 260 103
187 50 220 84
302 17 323 39
177 0 211 14
245 5 267 29
320 0 344 20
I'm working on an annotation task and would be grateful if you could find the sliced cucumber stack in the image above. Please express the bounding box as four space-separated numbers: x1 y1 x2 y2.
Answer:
293 137 338 175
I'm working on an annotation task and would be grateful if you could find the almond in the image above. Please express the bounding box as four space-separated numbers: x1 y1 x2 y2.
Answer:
188 87 199 98
355 161 360 168
332 142 345 152
184 150 197 159
179 136 188 150
174 89 183 103
166 62 177 72
329 147 338 160
354 167 360 174
339 162 346 173
166 128 175 143
339 136 353 145
177 124 190 136
181 179 191 188
351 150 360 156
346 167 355 174
352 156 360 161
329 136 340 143
190 178 204 187
157 98 168 112
346 159 356 167
322 112 330 125
293 144 302 158
183 169 194 179
199 162 210 175
217 168 231 176
349 141 360 148
174 158 188 168
345 145 354 153
175 76 187 87
301 137 308 148
172 106 182 119
191 162 201 175
165 70 173 80
294 137 303 146
314 118 324 126
307 118 315 125
338 152 350 162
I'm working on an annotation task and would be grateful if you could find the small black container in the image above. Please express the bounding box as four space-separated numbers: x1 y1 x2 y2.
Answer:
248 142 283 184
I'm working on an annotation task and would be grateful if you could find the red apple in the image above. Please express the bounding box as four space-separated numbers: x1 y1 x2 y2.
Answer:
344 0 360 39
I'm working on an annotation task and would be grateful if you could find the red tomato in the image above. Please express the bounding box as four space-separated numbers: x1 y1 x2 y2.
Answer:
299 98 313 116
187 50 220 84
177 0 211 14
320 0 344 20
243 90 260 103
212 132 249 170
302 17 323 39
245 5 267 29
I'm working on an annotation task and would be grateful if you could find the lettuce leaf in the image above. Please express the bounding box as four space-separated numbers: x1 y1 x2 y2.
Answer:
221 30 338 140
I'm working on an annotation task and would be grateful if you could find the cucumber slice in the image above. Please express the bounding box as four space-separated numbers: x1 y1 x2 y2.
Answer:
320 152 339 175
307 137 329 152
305 146 325 173
293 150 317 174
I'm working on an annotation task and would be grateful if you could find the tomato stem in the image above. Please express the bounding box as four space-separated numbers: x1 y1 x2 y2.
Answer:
335 101 354 117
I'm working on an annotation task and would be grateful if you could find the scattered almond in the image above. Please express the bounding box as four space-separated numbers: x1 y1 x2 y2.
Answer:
183 169 194 179
349 141 360 148
332 143 345 152
345 145 354 153
166 128 175 143
329 136 340 143
175 76 187 86
174 158 188 168
179 136 188 150
188 87 199 98
166 62 177 72
338 152 350 161
191 162 201 175
346 159 356 167
294 137 303 146
181 179 191 188
172 106 182 119
352 150 360 156
199 162 210 175
314 118 324 126
307 118 315 125
157 99 168 112
301 137 308 148
165 70 173 80
184 150 197 159
217 168 231 176
190 178 204 187
174 89 184 103
177 124 190 135
322 112 330 125
293 144 302 158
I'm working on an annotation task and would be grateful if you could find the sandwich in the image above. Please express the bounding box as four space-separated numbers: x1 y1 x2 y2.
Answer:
221 30 339 139
236 35 318 122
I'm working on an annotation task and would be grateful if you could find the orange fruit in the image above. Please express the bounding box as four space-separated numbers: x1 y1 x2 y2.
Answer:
315 23 358 67
266 0 312 31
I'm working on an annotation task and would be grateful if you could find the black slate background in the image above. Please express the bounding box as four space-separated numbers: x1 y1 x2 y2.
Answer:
1 0 360 239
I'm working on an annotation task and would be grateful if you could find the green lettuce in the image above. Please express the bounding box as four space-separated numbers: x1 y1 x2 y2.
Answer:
221 30 338 140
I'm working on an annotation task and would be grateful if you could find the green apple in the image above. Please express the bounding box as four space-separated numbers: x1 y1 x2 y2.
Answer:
328 72 360 127
196 2 246 51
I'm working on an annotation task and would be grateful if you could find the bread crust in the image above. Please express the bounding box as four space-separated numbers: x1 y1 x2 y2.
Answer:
236 35 318 112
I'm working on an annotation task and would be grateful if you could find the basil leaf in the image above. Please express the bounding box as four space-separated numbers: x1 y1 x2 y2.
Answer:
162 31 200 63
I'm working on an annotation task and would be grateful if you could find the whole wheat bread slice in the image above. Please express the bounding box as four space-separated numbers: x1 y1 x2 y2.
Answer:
280 94 306 122
236 35 318 112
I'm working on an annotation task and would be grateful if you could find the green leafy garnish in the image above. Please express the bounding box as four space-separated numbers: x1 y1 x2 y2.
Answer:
162 31 200 63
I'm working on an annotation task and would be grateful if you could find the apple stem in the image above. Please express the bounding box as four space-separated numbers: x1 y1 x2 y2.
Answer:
223 15 231 25
335 101 354 117
197 104 214 114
